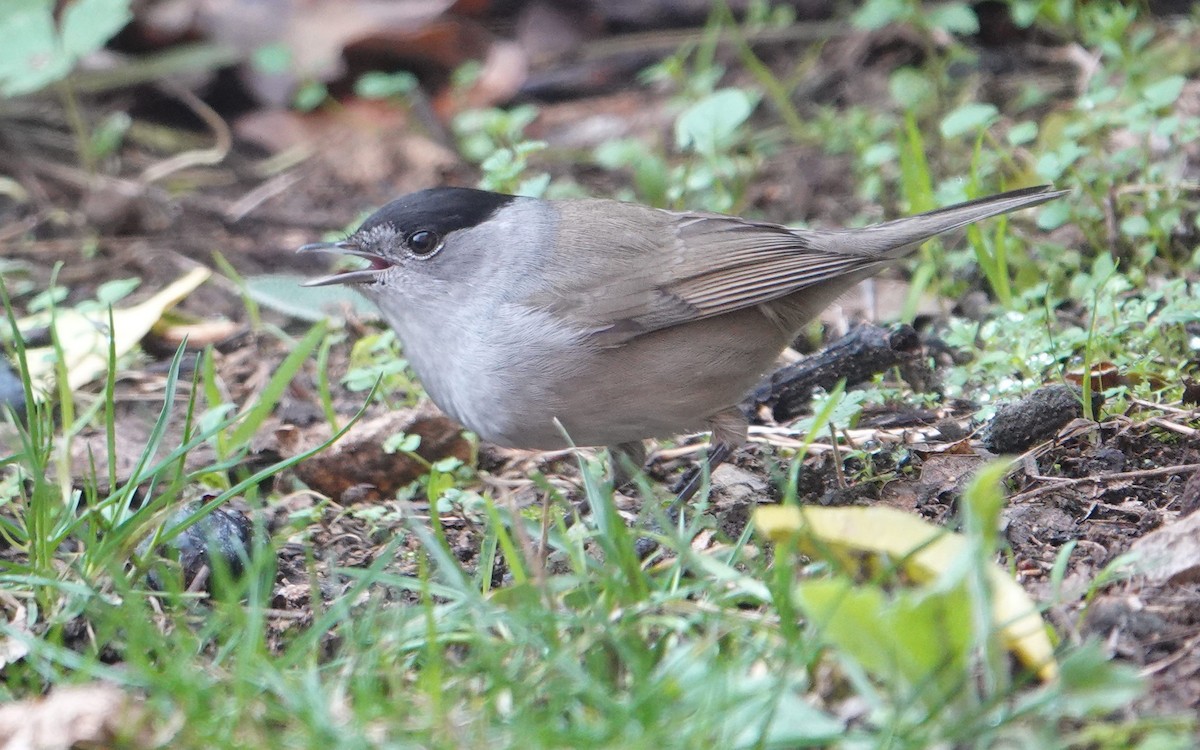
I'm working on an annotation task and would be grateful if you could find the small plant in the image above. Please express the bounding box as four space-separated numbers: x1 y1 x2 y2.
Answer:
0 0 132 97
940 259 1197 412
342 329 423 406
452 103 550 196
385 431 480 512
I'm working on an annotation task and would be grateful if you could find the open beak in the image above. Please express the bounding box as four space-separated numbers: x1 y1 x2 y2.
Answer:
297 240 394 287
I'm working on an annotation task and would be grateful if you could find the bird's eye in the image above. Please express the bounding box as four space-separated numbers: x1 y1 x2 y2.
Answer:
407 230 441 257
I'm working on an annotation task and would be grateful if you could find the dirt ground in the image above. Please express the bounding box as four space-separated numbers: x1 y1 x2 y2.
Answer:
2 0 1198 722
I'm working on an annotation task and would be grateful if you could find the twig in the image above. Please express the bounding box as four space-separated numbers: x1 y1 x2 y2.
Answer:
1062 42 1102 95
261 608 314 621
14 153 343 228
225 171 305 222
828 422 846 489
1141 631 1200 677
1116 182 1200 196
139 81 232 183
503 490 547 592
576 20 848 61
1009 463 1200 504
1129 398 1196 416
1146 418 1198 437
185 564 211 594
0 213 44 244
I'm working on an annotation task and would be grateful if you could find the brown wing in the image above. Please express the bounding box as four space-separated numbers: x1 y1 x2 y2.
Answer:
527 201 879 346
528 186 1065 346
664 215 878 316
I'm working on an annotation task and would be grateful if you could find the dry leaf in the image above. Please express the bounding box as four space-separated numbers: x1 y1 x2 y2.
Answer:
754 504 1058 681
0 683 148 750
0 593 29 670
1128 509 1200 585
285 403 471 503
19 267 210 401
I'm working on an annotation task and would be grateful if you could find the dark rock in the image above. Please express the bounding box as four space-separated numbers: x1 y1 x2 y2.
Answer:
0 356 25 421
141 500 255 592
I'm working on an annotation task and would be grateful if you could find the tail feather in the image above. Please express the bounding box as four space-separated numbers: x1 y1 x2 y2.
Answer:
810 185 1067 258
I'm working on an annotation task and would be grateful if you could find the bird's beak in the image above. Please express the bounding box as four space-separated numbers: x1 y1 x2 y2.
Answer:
297 240 393 287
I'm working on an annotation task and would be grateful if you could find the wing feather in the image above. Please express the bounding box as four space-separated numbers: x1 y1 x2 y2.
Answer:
530 204 880 345
525 186 1063 346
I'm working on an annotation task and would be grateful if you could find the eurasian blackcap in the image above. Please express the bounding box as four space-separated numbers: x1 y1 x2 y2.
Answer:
300 185 1064 493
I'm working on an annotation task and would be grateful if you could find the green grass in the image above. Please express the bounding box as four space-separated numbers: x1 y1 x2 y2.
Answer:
3 0 1200 747
2 406 1183 747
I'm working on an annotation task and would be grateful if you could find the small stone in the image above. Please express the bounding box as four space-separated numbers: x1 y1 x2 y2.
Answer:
710 463 770 506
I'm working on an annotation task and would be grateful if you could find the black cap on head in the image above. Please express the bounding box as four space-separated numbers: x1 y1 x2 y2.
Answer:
358 187 517 238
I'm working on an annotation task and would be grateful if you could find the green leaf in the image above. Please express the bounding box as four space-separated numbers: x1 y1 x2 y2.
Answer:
1142 75 1185 110
792 389 866 433
593 139 647 169
899 114 935 213
0 0 70 96
654 647 844 748
88 111 131 159
961 461 1007 548
1120 214 1151 237
355 70 418 100
852 0 907 30
251 43 291 75
293 81 328 111
1056 641 1144 717
1035 142 1086 182
27 285 67 313
862 142 898 167
0 0 132 96
940 103 999 139
516 172 551 198
94 278 140 307
927 2 979 34
889 66 936 114
727 677 844 747
1036 198 1075 229
384 432 422 454
60 0 131 61
1009 0 1040 27
795 577 974 705
1006 120 1039 146
675 88 757 156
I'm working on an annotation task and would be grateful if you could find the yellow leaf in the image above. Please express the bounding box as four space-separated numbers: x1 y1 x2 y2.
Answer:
754 504 1057 681
22 267 211 400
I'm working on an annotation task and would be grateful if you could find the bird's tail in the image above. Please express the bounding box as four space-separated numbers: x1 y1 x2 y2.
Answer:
811 184 1067 258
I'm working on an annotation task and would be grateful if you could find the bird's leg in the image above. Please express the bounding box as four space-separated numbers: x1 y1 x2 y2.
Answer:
634 410 748 560
608 440 647 489
669 406 749 506
671 441 733 506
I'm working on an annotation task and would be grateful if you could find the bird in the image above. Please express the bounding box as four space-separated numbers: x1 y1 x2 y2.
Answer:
300 184 1065 498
